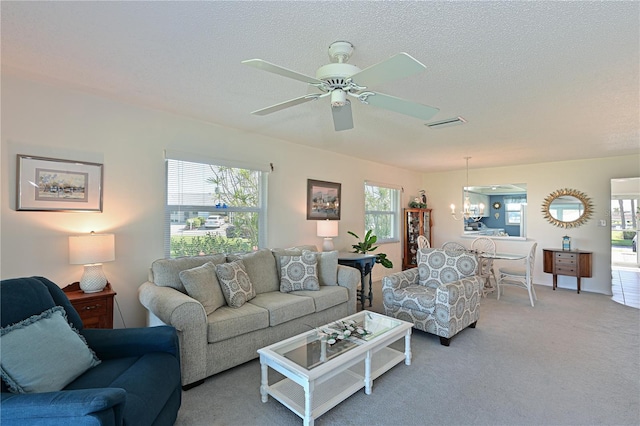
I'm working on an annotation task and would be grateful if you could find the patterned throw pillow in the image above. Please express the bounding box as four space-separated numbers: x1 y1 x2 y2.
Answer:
215 260 256 308
279 251 320 292
302 250 338 286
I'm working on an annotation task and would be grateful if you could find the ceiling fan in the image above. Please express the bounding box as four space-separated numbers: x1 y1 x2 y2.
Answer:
242 41 440 131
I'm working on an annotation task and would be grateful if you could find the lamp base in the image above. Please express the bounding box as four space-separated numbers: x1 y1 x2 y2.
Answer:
79 264 108 293
322 238 335 252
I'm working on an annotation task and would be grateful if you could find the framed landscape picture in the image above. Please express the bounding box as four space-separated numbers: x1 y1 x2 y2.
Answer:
16 155 104 212
307 179 341 220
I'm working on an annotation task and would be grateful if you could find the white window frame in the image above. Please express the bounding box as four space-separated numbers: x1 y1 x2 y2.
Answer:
505 196 527 225
164 151 268 257
364 181 401 244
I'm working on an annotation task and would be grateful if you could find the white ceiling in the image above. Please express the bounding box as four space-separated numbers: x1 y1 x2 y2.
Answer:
2 1 638 173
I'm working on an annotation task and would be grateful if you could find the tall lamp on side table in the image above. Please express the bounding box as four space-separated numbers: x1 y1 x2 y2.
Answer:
69 232 115 293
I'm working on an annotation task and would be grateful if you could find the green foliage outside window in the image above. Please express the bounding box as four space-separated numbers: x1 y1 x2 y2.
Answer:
365 184 397 241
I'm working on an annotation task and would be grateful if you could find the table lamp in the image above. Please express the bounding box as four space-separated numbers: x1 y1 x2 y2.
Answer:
317 220 338 252
69 232 115 293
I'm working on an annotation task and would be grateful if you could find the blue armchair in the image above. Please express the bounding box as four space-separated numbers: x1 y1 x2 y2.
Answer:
1 277 181 426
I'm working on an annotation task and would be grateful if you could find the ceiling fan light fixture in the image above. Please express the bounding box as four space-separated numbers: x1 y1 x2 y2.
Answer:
426 116 467 129
331 89 347 107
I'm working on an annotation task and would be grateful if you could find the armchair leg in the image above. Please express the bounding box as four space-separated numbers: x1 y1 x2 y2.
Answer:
439 336 451 346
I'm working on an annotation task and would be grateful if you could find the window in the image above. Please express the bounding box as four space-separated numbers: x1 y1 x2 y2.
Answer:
165 156 267 257
364 182 400 243
504 196 527 225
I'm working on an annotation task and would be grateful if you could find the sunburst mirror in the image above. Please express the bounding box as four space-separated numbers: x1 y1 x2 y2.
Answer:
541 188 594 228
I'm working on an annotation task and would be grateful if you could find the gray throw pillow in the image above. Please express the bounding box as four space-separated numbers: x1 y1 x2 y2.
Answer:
179 261 226 315
280 250 320 292
302 249 338 286
0 306 101 394
215 260 256 308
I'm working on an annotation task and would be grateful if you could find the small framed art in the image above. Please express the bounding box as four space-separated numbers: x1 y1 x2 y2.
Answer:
16 154 104 212
307 179 341 220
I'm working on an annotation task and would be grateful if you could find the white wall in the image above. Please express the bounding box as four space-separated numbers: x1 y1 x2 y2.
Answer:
1 74 423 327
423 156 640 295
3 75 638 327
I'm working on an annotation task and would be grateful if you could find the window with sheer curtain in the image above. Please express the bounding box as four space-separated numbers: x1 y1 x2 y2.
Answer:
364 182 400 243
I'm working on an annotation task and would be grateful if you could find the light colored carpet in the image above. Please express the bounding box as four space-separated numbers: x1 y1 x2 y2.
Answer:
175 283 640 425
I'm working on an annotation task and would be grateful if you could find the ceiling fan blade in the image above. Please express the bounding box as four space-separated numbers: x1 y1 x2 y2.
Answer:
251 94 322 116
242 59 323 85
331 100 354 131
350 53 426 88
359 92 440 121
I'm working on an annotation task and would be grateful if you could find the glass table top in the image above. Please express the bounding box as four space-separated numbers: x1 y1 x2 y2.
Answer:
271 311 403 370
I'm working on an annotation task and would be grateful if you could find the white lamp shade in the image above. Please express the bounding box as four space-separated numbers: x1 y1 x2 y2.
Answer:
69 233 115 265
69 233 115 293
316 220 339 238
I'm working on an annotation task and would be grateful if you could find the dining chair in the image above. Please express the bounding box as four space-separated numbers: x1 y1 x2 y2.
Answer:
417 235 430 249
497 242 538 307
471 237 497 297
441 241 466 252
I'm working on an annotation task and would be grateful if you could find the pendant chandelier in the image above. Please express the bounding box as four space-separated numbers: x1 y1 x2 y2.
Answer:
450 157 485 222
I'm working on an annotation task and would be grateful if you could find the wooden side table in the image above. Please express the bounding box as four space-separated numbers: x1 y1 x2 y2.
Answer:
63 282 116 329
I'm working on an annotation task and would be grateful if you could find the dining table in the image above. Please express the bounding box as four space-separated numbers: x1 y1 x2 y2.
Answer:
473 251 526 295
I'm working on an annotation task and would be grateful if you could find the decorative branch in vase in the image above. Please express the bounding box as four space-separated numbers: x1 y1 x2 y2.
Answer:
347 230 393 268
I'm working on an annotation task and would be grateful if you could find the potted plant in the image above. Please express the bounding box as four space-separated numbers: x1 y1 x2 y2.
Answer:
347 230 393 268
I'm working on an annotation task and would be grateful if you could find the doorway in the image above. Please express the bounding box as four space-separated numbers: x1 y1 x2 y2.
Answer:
611 178 639 309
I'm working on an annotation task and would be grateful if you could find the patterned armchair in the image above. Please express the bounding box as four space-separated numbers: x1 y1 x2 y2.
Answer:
382 248 483 346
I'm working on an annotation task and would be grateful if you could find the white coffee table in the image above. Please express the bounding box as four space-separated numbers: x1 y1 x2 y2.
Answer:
258 311 412 426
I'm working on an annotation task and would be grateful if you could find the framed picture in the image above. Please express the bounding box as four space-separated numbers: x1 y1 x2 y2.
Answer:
307 179 341 220
16 154 104 212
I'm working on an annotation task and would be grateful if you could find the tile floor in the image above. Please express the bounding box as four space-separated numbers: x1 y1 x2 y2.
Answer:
612 266 640 309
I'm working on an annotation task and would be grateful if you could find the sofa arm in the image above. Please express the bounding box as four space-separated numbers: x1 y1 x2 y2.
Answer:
337 265 360 315
381 268 419 292
1 388 126 425
83 326 179 360
138 281 208 387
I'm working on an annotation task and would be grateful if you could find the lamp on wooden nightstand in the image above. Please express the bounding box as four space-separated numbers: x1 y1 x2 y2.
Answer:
69 232 115 293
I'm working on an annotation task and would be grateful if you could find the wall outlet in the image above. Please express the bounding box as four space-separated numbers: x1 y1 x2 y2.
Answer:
599 219 607 227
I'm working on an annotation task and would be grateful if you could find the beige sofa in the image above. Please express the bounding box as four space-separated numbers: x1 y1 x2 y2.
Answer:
138 246 359 389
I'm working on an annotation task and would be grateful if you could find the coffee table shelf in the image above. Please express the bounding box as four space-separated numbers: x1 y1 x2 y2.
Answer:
259 311 412 426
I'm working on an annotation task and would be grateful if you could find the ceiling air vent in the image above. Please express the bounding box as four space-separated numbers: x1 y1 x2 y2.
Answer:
426 116 467 129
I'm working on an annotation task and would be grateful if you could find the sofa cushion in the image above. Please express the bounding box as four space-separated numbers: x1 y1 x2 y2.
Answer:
248 292 315 326
179 261 226 315
151 254 227 293
386 284 437 311
227 249 279 294
292 285 349 312
206 304 269 343
303 250 339 286
215 260 256 308
1 306 100 394
279 251 320 292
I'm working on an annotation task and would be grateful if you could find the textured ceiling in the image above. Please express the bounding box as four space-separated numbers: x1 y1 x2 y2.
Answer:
2 1 638 172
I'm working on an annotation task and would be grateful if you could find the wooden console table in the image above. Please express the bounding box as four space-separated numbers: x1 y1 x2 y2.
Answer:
542 249 593 294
